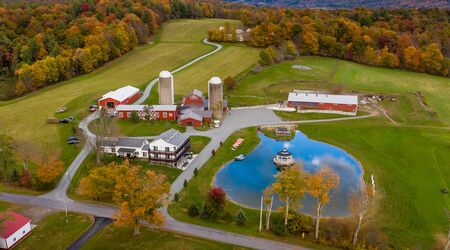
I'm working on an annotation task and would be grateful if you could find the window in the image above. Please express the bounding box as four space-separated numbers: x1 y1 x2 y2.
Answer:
143 152 147 157
13 237 16 242
163 112 167 118
119 112 123 118
127 112 131 117
23 230 25 234
155 153 159 159
111 148 115 153
165 147 170 152
155 112 159 118
169 113 173 117
153 146 158 151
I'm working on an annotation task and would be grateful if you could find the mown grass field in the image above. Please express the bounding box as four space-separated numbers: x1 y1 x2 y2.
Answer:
82 224 247 250
228 57 450 124
0 19 234 161
18 212 92 250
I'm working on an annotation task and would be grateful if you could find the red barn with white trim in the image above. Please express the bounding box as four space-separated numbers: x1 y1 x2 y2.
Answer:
116 105 178 121
183 89 205 108
98 85 141 109
0 211 32 249
287 91 358 113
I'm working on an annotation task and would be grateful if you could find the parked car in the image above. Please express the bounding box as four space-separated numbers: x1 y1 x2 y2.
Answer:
65 116 74 121
67 136 80 144
59 118 71 124
89 105 99 112
213 120 221 128
55 106 67 113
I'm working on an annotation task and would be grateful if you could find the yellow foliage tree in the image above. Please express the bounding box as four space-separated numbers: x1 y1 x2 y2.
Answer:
36 155 64 185
113 166 170 235
272 164 308 230
307 166 339 240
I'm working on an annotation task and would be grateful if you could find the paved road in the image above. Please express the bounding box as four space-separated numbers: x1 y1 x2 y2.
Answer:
0 37 377 249
67 217 113 250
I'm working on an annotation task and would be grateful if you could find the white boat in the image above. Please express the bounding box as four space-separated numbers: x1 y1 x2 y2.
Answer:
234 154 245 161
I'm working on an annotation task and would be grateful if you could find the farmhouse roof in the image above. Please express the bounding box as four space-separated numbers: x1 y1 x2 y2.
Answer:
117 148 136 154
151 105 178 111
288 92 358 105
153 129 189 147
0 211 31 239
116 138 146 148
99 139 117 147
100 85 140 102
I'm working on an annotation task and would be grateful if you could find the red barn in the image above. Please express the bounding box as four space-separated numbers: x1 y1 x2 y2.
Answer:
98 85 141 109
178 110 212 127
287 91 358 113
183 89 205 108
116 105 177 121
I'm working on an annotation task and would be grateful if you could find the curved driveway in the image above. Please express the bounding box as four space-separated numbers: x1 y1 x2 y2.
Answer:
1 38 377 250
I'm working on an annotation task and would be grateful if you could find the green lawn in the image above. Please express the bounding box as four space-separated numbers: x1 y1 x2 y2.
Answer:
18 212 92 250
274 110 352 121
190 136 211 154
82 224 246 250
228 57 450 124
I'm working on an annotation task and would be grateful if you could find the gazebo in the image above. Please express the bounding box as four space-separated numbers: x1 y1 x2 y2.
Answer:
273 148 295 167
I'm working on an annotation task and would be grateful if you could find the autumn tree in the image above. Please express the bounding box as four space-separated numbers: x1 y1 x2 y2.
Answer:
223 76 237 90
204 186 227 219
402 46 421 71
36 155 64 187
78 163 127 201
0 134 14 181
272 164 308 230
113 166 170 235
421 43 447 76
19 169 33 188
307 166 340 240
349 184 377 247
263 187 274 230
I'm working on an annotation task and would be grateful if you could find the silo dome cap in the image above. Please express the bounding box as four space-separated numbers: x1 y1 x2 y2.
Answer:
209 77 222 85
159 70 172 78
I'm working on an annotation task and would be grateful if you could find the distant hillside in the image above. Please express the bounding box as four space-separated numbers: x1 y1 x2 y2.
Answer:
225 0 449 9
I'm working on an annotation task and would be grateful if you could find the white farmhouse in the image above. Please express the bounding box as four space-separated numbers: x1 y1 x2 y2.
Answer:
0 211 32 249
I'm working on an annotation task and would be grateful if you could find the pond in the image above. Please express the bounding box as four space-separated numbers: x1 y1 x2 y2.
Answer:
214 131 364 216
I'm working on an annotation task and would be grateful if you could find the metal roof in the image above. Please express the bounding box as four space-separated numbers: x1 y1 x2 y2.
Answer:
288 92 358 105
209 76 222 85
152 129 189 147
117 148 136 153
116 138 146 148
159 70 172 78
0 211 31 238
116 105 177 112
179 110 203 121
100 85 140 102
189 89 204 98
99 139 117 147
277 148 292 156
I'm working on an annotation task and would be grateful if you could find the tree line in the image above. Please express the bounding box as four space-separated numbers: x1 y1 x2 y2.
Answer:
0 0 241 98
208 8 450 76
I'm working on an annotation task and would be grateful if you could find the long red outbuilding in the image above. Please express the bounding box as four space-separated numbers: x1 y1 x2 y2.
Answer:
98 85 141 109
287 91 358 113
116 105 178 121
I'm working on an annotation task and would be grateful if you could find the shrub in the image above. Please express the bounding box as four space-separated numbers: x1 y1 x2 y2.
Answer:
287 212 313 235
199 202 211 220
259 50 273 66
19 169 33 188
193 168 198 176
183 179 188 187
222 211 233 222
270 214 287 236
130 111 140 123
235 209 247 226
10 168 19 182
188 204 199 217
174 192 179 202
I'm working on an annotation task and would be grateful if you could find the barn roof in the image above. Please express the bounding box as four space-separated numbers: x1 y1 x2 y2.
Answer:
189 89 204 98
0 211 31 239
99 85 140 102
151 105 177 111
116 105 146 111
288 92 358 105
179 110 203 122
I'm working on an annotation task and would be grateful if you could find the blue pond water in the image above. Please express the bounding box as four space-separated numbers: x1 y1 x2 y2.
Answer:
214 131 364 216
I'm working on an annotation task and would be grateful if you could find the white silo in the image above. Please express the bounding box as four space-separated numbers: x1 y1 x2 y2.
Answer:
158 70 174 105
208 76 223 119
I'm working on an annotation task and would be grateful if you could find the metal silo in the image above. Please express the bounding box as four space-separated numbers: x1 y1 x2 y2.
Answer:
158 70 174 105
208 76 223 119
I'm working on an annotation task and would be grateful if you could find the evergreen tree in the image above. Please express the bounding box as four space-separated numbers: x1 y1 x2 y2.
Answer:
183 179 188 188
193 168 198 176
199 202 210 219
130 111 140 123
188 204 199 217
235 209 247 226
174 192 179 202
11 168 19 182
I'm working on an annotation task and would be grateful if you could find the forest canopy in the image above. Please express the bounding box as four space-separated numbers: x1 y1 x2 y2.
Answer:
0 1 448 99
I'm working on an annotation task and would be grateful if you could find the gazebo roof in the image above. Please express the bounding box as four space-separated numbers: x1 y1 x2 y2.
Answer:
277 148 292 157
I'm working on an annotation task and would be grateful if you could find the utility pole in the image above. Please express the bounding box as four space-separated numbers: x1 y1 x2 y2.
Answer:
259 196 263 231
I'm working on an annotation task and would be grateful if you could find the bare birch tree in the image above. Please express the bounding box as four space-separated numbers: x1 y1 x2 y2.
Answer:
349 184 377 247
263 187 274 230
91 108 113 164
